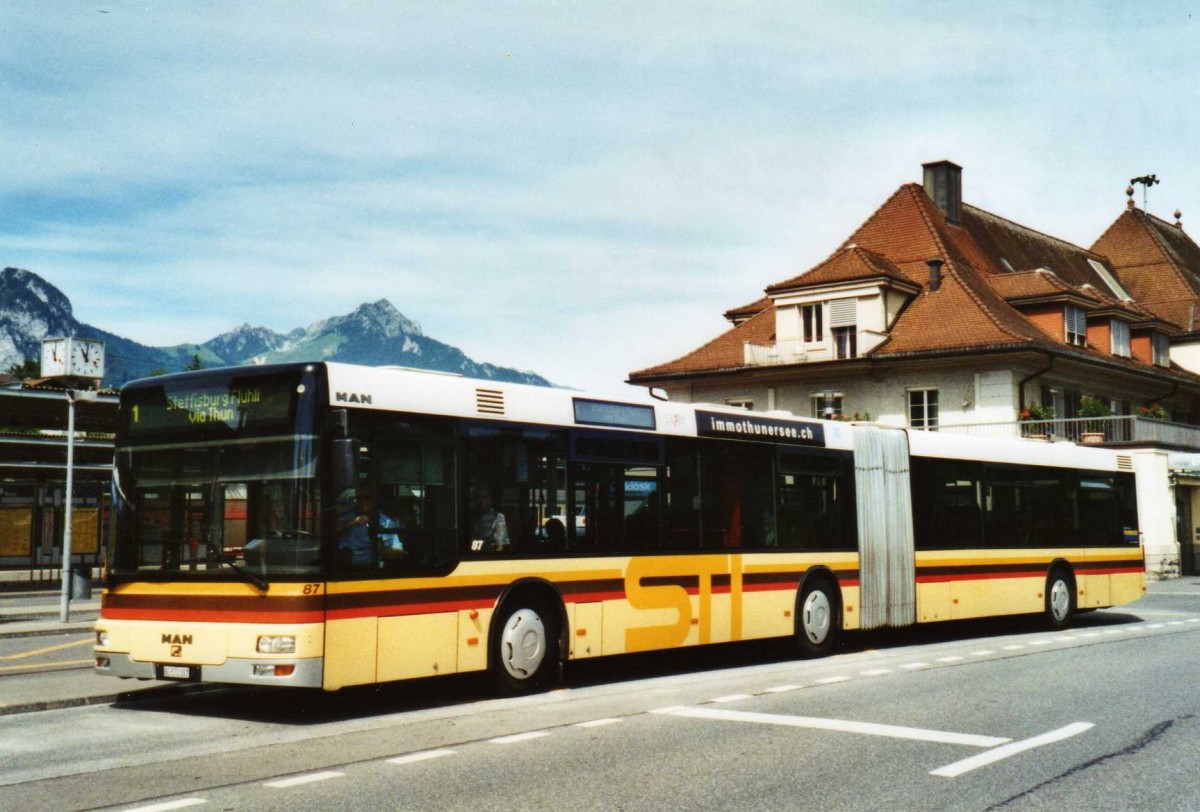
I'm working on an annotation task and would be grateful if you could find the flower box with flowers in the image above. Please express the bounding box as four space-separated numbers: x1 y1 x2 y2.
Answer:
1139 403 1169 421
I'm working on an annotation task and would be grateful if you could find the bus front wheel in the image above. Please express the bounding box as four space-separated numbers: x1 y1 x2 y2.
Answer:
1044 568 1076 630
795 578 840 658
492 602 558 694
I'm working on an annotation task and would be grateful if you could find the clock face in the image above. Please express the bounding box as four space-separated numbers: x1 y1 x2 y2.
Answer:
68 339 105 378
41 338 68 377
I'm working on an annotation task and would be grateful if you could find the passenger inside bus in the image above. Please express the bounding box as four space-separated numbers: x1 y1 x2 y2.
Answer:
337 486 400 568
469 485 509 552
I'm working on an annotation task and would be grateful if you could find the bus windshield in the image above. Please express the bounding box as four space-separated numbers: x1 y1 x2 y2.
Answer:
110 367 324 581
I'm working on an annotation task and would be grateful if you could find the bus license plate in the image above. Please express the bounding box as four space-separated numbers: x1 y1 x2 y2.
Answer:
159 664 195 680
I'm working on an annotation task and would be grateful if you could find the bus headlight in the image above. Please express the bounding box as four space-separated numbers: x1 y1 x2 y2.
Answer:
256 635 296 654
96 629 110 647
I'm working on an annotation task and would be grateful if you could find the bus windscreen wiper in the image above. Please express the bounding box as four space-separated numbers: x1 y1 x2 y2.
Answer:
177 555 270 592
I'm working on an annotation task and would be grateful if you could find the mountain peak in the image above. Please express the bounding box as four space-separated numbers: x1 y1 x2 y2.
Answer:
0 269 550 388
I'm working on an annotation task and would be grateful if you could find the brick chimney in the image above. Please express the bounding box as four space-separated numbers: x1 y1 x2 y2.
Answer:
923 160 962 225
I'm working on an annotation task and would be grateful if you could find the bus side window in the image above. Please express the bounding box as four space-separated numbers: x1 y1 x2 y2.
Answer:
699 440 774 549
915 459 983 549
463 425 568 555
662 439 700 550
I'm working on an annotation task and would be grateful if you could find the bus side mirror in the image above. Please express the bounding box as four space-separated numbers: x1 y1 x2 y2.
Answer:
332 438 357 495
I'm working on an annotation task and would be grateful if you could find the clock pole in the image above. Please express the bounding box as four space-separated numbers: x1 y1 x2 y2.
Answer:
58 387 98 622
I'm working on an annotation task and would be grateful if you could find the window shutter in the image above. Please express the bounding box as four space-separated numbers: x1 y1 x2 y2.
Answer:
828 298 857 327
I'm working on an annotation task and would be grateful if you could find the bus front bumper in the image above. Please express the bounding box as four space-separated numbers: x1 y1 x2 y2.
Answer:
94 651 324 688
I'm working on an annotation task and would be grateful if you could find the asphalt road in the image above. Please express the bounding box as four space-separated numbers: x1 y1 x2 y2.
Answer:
2 581 1200 811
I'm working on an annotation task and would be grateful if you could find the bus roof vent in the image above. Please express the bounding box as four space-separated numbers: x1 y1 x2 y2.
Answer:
1117 455 1134 470
476 388 505 415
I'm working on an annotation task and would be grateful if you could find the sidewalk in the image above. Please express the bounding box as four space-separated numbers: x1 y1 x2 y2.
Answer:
0 590 185 716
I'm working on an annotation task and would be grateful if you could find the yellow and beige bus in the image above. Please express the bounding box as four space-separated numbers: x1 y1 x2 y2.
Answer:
95 362 1145 693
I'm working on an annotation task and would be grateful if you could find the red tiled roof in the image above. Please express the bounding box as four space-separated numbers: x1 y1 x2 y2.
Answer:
723 296 771 323
630 307 775 379
766 245 917 293
630 178 1200 383
1092 208 1200 329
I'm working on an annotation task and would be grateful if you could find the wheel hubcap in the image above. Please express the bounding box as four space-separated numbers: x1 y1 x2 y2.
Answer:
500 608 546 679
1050 579 1070 622
803 590 831 645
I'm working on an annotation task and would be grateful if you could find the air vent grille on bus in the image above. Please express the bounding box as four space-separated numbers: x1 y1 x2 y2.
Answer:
1117 455 1133 471
476 388 505 415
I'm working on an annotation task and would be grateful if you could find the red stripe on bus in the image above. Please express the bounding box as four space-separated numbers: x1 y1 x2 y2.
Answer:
100 608 325 624
917 571 1045 583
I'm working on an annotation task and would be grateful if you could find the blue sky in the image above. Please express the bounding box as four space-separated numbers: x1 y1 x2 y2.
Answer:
2 2 1198 394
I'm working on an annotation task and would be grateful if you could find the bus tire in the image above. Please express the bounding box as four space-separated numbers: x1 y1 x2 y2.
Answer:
795 577 840 658
492 600 558 695
1044 567 1075 630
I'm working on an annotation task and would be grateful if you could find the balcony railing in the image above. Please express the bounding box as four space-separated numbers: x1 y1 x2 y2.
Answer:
743 339 840 366
938 415 1200 450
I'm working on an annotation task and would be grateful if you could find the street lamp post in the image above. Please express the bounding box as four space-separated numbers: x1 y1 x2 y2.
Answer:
60 388 97 623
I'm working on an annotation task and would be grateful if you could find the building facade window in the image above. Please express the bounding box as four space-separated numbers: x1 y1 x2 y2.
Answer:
832 326 857 359
802 304 824 344
811 392 843 420
1064 305 1087 347
829 299 858 359
725 398 754 410
1110 319 1130 357
1152 332 1170 367
908 389 938 431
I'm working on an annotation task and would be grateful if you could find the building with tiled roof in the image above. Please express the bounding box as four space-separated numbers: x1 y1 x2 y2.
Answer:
630 161 1200 433
1092 194 1200 374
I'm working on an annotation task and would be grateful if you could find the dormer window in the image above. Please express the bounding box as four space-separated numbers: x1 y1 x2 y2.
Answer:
1152 332 1171 367
802 303 824 343
1065 305 1087 347
1110 319 1130 357
830 299 858 359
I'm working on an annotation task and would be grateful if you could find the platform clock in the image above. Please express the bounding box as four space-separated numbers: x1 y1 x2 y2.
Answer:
40 337 105 380
40 337 68 377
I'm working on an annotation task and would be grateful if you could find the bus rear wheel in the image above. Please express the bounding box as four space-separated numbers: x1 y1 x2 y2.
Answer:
1044 568 1076 630
795 578 840 658
492 601 558 695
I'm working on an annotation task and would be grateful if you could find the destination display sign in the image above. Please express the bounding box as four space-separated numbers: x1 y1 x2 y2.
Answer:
695 409 826 447
124 372 300 438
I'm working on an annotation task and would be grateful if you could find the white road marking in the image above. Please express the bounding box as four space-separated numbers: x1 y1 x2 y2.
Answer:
650 706 689 714
121 801 207 812
1167 621 1185 626
969 650 995 656
1078 632 1101 639
763 684 801 693
860 669 892 676
1029 640 1053 646
1187 619 1200 624
1001 645 1025 651
1147 624 1165 629
576 718 623 728
1053 636 1076 642
490 731 550 744
815 676 851 684
936 656 964 662
264 771 344 788
900 662 929 670
1102 629 1124 635
670 707 1010 748
388 749 456 765
711 693 754 703
931 722 1094 778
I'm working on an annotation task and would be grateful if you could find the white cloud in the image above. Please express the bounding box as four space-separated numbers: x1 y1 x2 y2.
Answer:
3 2 1200 391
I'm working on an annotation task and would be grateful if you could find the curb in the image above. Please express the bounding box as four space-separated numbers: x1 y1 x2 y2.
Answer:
0 682 221 717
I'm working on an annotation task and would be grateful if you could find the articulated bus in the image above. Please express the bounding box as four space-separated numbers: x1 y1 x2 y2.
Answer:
94 363 1145 693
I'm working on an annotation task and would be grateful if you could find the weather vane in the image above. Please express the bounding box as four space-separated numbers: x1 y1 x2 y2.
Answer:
1130 174 1160 210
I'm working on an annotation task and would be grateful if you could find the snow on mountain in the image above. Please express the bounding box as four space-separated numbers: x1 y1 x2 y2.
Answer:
0 267 552 387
